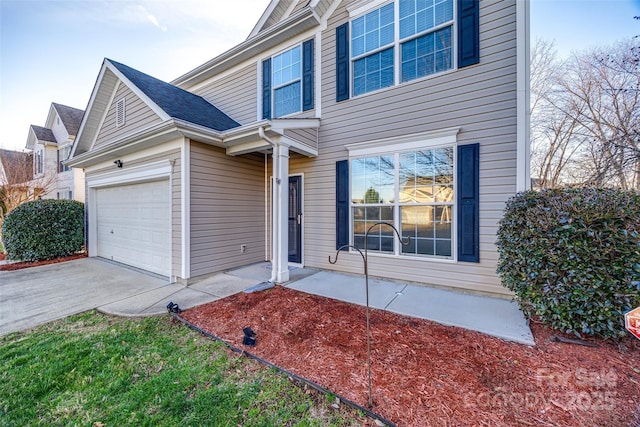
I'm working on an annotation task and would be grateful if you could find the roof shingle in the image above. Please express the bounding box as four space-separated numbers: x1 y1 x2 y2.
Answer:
108 59 240 132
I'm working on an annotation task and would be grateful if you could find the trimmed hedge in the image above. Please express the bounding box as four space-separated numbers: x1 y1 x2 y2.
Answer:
2 199 85 262
496 188 640 339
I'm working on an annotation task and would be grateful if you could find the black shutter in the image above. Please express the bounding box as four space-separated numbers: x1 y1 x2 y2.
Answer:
335 23 349 102
457 143 479 262
457 0 480 68
262 58 271 120
302 39 314 111
336 160 349 250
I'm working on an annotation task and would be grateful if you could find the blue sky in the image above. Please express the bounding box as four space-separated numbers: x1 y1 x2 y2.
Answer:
1 0 638 151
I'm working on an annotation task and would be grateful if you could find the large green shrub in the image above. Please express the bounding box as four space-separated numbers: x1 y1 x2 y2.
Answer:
496 188 640 339
2 199 85 262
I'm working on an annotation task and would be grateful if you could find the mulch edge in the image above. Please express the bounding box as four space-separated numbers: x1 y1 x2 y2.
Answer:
0 253 87 271
170 311 396 427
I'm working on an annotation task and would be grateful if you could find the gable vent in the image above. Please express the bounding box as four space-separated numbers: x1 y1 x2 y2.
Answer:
116 98 126 127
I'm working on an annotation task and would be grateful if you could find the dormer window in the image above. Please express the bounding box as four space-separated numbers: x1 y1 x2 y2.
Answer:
116 98 126 127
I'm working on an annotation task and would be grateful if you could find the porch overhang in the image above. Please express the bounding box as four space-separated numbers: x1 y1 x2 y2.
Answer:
223 118 320 157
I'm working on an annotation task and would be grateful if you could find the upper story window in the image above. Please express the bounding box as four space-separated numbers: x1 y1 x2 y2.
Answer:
272 46 302 117
399 0 454 82
351 3 395 96
262 39 314 120
336 0 478 102
35 150 43 175
58 145 71 173
350 0 453 97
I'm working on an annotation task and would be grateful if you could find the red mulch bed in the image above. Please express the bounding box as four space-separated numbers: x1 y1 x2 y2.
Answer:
180 286 640 426
0 253 87 271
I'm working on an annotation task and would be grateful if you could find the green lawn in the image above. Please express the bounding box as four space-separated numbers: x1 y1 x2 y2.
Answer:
0 312 366 426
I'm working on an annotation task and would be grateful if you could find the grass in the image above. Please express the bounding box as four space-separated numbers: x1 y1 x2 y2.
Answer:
0 311 367 426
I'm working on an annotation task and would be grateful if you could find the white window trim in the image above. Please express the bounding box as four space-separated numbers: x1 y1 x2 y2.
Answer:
346 127 459 157
346 127 460 262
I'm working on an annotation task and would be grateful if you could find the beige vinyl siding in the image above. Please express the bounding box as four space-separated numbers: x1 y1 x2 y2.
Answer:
94 82 163 148
290 0 307 15
283 128 318 150
194 63 257 125
285 0 518 296
189 142 265 276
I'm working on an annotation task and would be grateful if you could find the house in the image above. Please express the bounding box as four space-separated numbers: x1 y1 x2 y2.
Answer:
25 103 85 201
68 0 530 296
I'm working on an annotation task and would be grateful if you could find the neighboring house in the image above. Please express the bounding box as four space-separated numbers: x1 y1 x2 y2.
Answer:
25 103 85 202
68 0 530 296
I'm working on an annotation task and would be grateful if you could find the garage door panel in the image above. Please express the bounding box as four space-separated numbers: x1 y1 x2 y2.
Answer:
96 180 170 276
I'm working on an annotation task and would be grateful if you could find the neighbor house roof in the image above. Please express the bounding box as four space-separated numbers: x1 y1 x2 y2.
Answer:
29 125 57 144
52 103 84 137
108 59 240 132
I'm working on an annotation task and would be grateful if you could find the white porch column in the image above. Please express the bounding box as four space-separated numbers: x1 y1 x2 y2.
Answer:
273 143 290 283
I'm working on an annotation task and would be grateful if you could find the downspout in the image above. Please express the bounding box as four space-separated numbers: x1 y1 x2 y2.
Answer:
259 126 278 283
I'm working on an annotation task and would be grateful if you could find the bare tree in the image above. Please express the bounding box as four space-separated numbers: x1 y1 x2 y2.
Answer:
530 39 586 188
0 149 57 233
531 38 640 189
558 40 639 189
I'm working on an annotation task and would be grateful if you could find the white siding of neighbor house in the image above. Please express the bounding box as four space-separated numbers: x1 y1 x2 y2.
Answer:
94 82 163 148
189 142 266 277
283 0 518 296
193 63 258 125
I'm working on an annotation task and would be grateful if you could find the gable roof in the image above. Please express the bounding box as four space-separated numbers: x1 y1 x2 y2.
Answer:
52 103 84 137
108 59 240 132
29 125 57 144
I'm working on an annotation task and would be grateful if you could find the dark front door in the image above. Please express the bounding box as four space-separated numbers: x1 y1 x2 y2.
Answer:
288 176 302 263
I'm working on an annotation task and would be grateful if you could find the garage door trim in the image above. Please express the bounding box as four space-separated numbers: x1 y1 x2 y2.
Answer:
87 160 173 276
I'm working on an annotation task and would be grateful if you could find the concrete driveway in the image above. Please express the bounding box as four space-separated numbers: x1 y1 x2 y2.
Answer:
0 257 169 335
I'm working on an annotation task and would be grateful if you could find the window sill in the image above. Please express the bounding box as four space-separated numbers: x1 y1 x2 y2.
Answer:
349 248 457 264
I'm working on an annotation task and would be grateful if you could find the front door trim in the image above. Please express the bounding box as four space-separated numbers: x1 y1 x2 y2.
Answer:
288 173 304 266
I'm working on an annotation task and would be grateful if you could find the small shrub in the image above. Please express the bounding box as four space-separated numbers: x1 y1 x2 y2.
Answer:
2 199 84 262
496 188 640 339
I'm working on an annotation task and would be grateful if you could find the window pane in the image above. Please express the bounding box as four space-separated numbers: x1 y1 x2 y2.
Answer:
400 0 452 39
435 239 451 257
353 48 395 96
401 26 451 82
353 3 395 58
274 81 301 117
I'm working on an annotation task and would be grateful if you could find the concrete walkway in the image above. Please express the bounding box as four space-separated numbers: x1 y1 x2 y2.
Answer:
1 258 534 345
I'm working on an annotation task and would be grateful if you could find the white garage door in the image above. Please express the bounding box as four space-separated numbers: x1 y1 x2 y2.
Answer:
96 180 170 276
